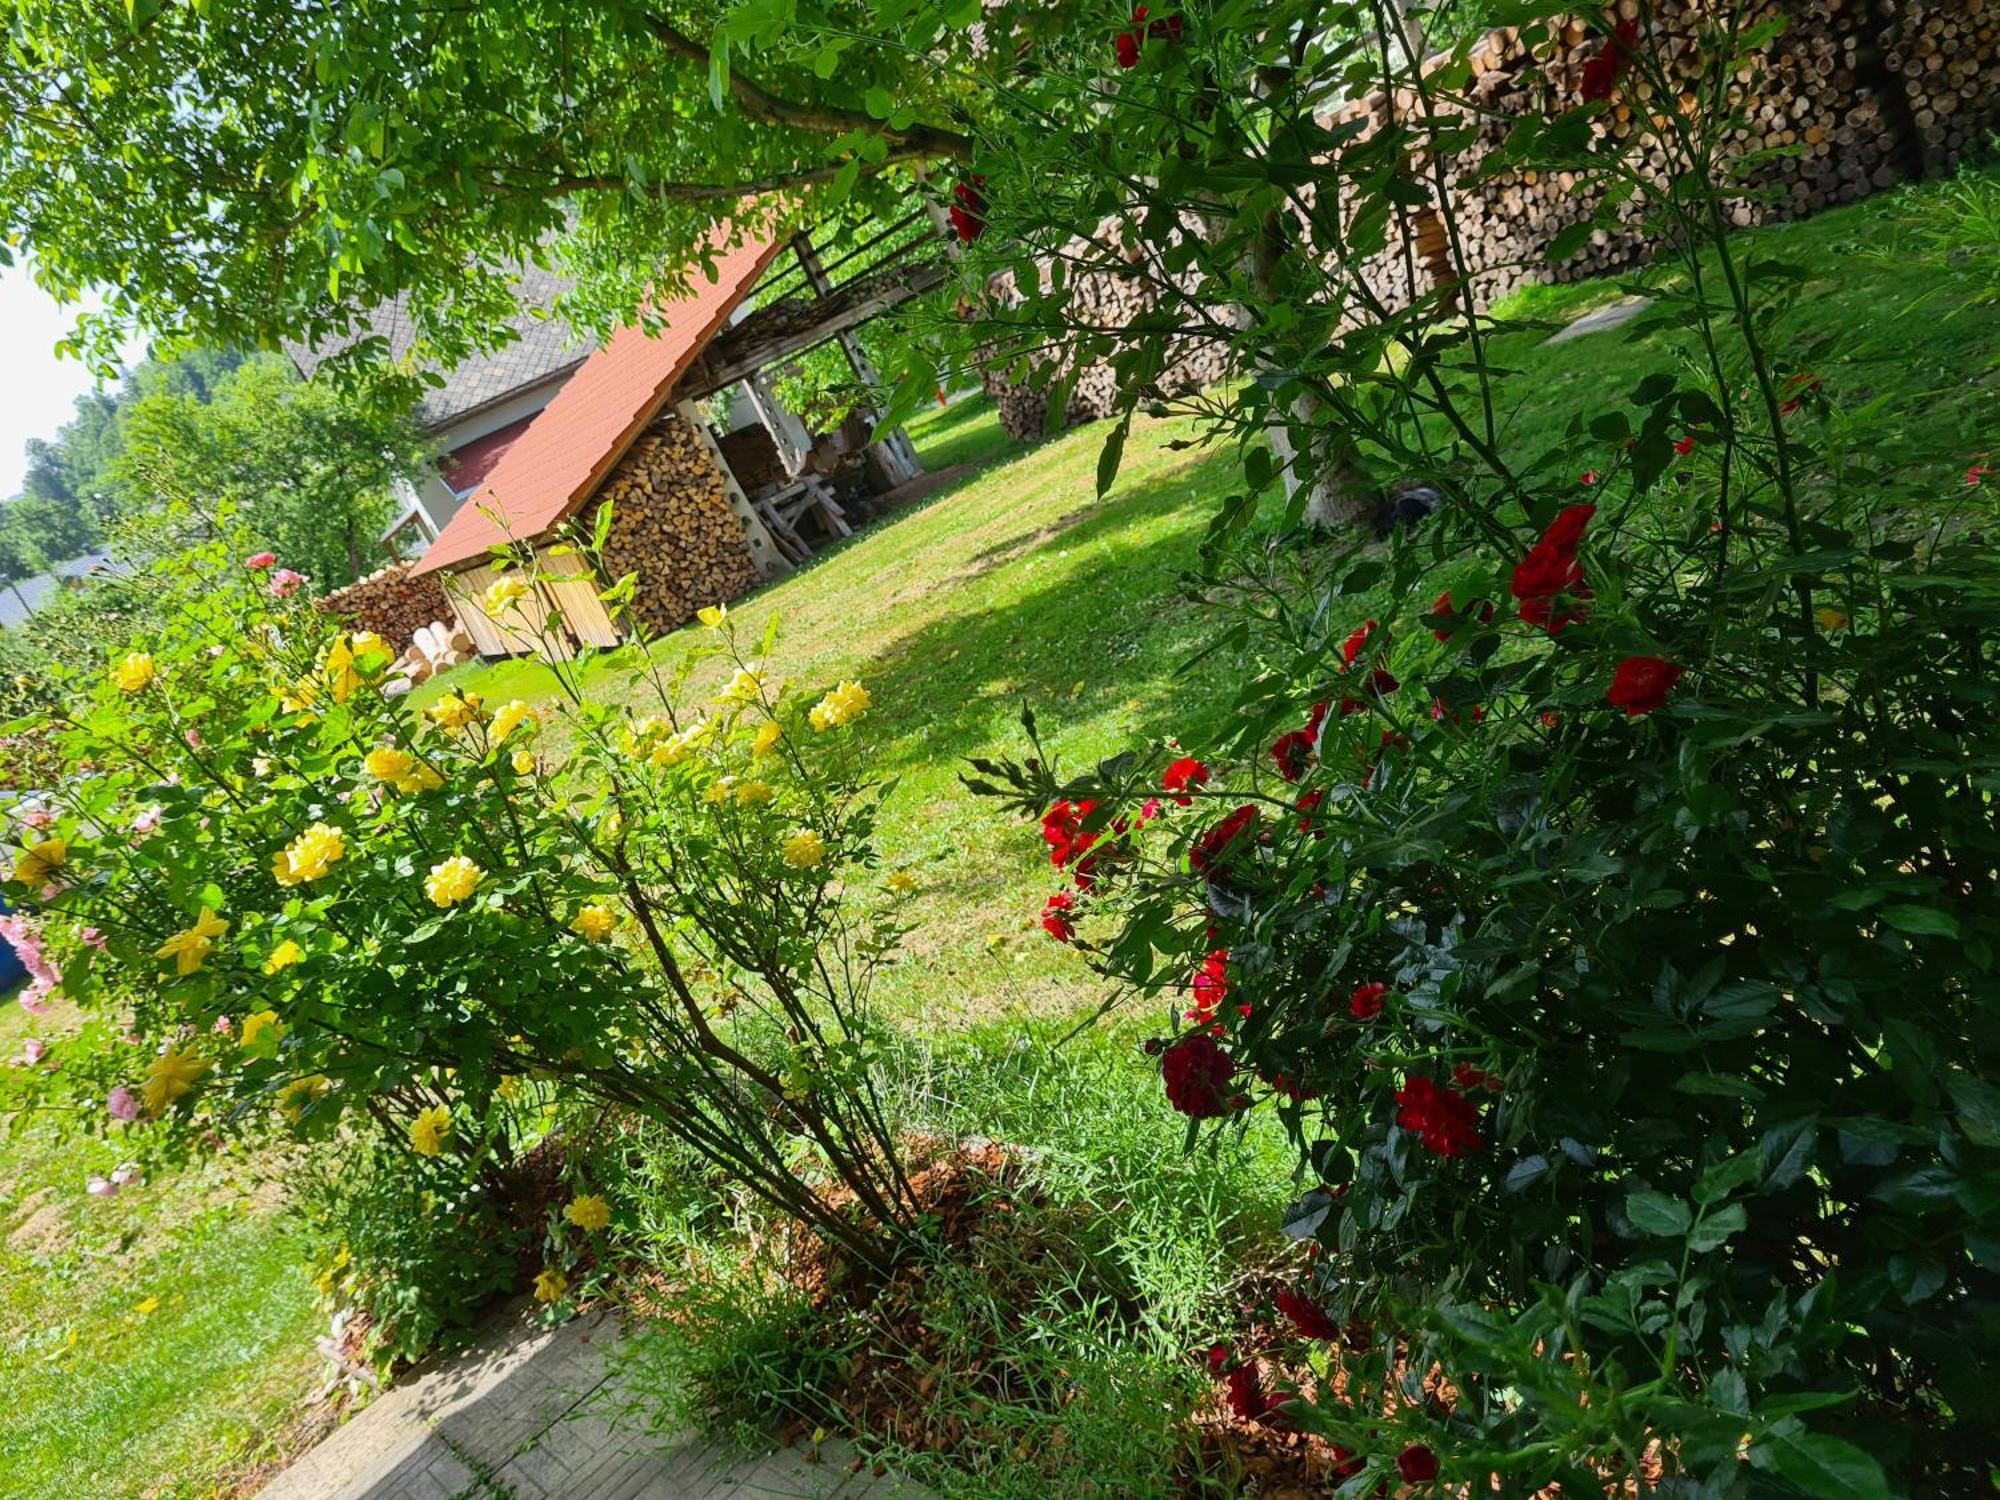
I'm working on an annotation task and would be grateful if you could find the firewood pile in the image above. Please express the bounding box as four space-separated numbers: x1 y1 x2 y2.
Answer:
587 413 761 636
981 245 1230 438
718 421 789 493
317 562 452 651
981 0 1997 441
1883 0 1999 174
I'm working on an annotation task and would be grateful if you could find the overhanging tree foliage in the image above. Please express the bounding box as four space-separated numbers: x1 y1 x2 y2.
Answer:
1 0 1028 393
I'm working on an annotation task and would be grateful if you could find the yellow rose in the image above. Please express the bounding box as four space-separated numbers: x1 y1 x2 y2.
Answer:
719 664 767 704
141 1047 209 1115
703 777 736 806
273 822 346 886
277 1074 331 1123
279 676 321 715
155 906 229 975
426 692 483 731
750 721 782 758
734 779 774 807
512 748 538 776
697 603 728 629
365 745 414 784
239 1010 284 1049
13 836 67 888
1816 607 1851 632
410 1103 453 1157
808 680 872 731
322 637 361 703
532 1267 567 1303
564 1194 612 1232
263 940 305 975
113 652 156 694
780 828 827 871
484 575 532 617
425 855 483 908
490 699 537 742
570 904 618 942
887 870 919 895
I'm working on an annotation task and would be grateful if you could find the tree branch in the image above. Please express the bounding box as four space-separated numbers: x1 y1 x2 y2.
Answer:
542 138 941 201
639 10 973 163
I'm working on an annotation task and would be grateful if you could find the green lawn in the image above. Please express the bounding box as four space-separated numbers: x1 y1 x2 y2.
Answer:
0 1005 324 1500
3 167 1993 1498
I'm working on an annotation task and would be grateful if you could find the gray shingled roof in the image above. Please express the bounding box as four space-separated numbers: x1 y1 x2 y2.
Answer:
0 551 116 630
284 262 593 432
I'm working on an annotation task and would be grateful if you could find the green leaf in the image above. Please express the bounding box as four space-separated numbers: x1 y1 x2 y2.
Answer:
1694 1150 1760 1204
1689 1202 1748 1251
1626 1189 1692 1237
1747 1423 1891 1500
1880 904 1959 937
1945 1072 2000 1148
1096 413 1132 498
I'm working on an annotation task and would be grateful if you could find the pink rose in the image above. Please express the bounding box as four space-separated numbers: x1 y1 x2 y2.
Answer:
15 1038 46 1066
247 552 277 570
131 806 162 837
107 1086 141 1122
81 927 108 951
111 1162 142 1187
212 1016 233 1036
21 807 55 830
86 1174 118 1198
268 568 306 597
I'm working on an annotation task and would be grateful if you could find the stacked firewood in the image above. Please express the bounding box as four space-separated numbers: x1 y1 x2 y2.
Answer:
1884 0 2000 174
317 562 452 651
588 413 760 636
979 0 1996 441
982 248 1231 439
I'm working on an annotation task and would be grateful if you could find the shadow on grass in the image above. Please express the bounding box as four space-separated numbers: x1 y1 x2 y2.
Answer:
832 443 1254 794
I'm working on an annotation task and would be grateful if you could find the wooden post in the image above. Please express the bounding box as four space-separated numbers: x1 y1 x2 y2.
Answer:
741 370 814 477
674 400 795 580
791 235 922 489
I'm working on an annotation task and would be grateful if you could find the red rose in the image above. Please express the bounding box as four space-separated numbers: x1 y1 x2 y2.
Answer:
1190 804 1259 878
1041 891 1077 943
1395 1075 1481 1157
1580 18 1641 101
1579 469 1599 486
1222 1362 1265 1421
1674 435 1697 457
1116 7 1183 67
1269 727 1315 782
1398 1444 1440 1482
1967 461 1992 487
1350 981 1387 1021
1453 1062 1504 1094
1295 789 1324 834
1511 502 1596 635
949 178 987 243
1274 1289 1341 1341
1428 590 1495 641
1187 948 1229 1024
1330 1446 1363 1481
1162 1032 1235 1118
1162 756 1211 806
1606 655 1685 716
1341 618 1378 668
1430 697 1484 727
1041 798 1099 868
1206 1343 1231 1376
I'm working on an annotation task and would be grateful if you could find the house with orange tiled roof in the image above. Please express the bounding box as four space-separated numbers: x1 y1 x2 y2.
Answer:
397 214 950 660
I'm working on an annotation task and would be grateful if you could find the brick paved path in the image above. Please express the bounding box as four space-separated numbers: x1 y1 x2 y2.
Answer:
255 1304 922 1500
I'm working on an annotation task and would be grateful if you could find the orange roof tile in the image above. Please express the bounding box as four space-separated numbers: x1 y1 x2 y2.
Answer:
414 231 786 575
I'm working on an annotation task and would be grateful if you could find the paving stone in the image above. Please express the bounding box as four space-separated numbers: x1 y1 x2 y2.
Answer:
1543 295 1653 344
253 1302 929 1500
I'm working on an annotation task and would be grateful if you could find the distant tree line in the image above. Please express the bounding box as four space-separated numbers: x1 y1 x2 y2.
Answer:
3 349 428 607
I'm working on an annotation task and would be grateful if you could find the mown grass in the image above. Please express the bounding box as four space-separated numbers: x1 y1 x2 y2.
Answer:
0 1005 324 1500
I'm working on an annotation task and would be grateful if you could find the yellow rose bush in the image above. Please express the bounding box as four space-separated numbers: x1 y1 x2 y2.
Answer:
1 530 914 1271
